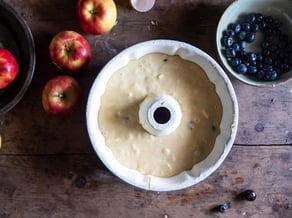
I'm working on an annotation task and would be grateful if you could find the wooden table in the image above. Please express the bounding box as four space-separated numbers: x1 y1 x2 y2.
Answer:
0 0 291 217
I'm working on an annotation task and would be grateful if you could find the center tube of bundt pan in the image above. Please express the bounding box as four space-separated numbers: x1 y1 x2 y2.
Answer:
138 94 182 136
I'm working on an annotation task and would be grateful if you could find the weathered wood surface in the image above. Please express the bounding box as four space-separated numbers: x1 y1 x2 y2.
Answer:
0 146 291 218
0 0 291 217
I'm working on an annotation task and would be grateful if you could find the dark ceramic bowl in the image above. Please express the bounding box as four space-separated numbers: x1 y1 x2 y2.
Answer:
0 1 35 115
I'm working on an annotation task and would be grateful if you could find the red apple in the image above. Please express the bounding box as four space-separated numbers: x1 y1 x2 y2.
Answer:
42 75 82 115
0 45 19 89
77 0 117 35
49 30 91 71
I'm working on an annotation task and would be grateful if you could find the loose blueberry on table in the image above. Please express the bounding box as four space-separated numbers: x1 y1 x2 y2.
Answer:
221 13 292 81
243 189 257 201
218 202 231 213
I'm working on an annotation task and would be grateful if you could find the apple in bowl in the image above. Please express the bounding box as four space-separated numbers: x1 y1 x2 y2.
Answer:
49 30 91 72
42 75 82 116
77 0 117 35
0 44 19 89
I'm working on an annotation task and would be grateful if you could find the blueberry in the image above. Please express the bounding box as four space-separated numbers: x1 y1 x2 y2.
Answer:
264 16 274 24
257 62 263 70
263 49 271 57
264 28 273 35
280 63 290 72
256 54 263 62
243 190 257 201
237 31 247 40
218 203 230 213
237 63 248 74
265 34 274 43
255 13 264 22
225 48 236 58
259 21 267 30
246 32 256 43
265 70 278 81
226 29 235 37
270 44 278 52
231 42 240 52
263 57 273 65
230 58 242 67
246 13 256 23
251 23 259 32
274 65 282 73
250 60 257 66
242 60 251 67
247 66 257 74
232 23 241 33
238 50 247 59
223 36 233 47
75 176 87 188
246 52 257 62
261 41 270 49
271 19 281 28
257 69 265 79
242 22 251 31
239 41 247 50
272 28 281 36
263 65 273 72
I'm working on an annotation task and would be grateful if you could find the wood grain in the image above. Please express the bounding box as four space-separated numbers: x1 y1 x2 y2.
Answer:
0 0 291 217
0 146 291 218
234 79 292 145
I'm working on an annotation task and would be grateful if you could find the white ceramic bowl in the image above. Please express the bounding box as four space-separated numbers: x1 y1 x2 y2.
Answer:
216 0 292 87
86 40 238 191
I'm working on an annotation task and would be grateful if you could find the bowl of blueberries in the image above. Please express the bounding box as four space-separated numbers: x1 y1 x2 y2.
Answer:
216 0 292 87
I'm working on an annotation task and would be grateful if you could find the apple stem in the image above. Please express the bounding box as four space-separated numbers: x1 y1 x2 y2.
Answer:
0 42 3 48
64 45 72 53
90 7 100 16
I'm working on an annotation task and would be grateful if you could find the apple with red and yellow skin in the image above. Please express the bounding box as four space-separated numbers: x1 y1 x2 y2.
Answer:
77 0 117 35
42 75 82 115
0 45 19 89
49 30 91 71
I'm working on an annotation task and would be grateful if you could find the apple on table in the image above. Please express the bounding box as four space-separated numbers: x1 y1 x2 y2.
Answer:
49 30 91 72
42 75 82 116
77 0 117 35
